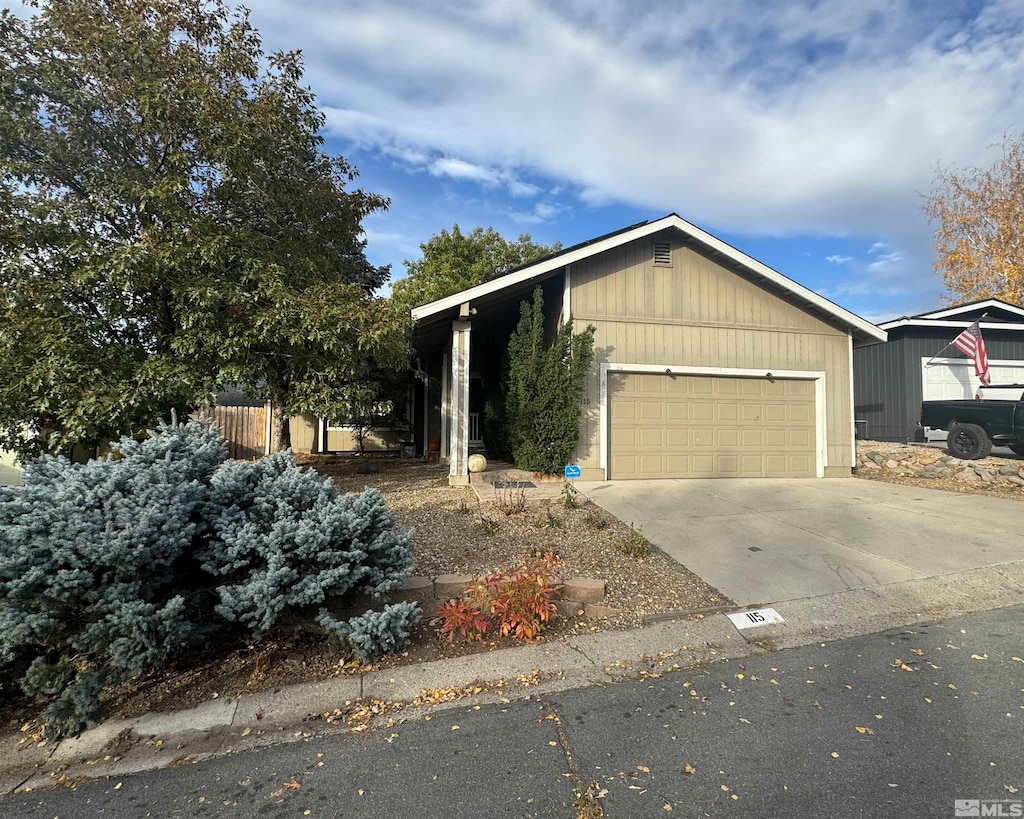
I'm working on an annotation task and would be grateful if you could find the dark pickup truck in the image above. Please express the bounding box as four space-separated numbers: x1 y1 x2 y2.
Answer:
920 399 1024 459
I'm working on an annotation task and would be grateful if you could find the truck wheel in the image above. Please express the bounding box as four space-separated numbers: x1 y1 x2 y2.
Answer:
947 423 992 460
1009 443 1024 457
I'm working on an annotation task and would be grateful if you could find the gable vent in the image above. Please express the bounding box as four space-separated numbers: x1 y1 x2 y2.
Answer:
653 240 672 266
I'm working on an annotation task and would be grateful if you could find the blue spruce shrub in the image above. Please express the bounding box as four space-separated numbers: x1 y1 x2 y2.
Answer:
0 419 416 737
199 451 415 635
316 602 421 663
0 420 228 735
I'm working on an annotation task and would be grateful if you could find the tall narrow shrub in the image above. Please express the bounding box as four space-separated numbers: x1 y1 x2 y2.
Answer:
505 287 595 474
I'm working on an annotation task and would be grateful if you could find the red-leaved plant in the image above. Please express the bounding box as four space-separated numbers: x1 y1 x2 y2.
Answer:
436 552 562 642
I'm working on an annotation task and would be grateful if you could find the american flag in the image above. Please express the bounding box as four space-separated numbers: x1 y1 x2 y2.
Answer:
952 320 990 386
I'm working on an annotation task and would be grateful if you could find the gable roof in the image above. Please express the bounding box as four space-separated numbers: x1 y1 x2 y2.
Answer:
411 213 887 343
878 298 1024 331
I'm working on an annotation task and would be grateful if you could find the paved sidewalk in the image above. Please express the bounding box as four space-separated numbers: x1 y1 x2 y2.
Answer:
3 557 1023 796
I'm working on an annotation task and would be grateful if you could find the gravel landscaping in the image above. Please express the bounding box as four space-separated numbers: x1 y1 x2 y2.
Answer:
309 455 730 629
855 440 1024 501
2 455 728 733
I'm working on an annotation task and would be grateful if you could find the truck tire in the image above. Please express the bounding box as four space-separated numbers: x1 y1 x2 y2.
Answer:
947 423 992 460
1009 443 1024 457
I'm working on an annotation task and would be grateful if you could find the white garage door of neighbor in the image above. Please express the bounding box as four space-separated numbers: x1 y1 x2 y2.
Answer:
609 373 817 479
921 357 1024 440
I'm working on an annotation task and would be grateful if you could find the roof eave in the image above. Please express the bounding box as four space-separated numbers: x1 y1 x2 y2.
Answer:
411 214 886 342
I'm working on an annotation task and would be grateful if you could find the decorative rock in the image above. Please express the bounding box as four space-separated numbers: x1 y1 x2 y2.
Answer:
974 467 994 482
391 575 434 603
955 469 980 482
562 577 606 604
468 454 487 473
433 573 472 600
885 459 898 469
555 600 585 619
1007 475 1024 487
584 604 621 619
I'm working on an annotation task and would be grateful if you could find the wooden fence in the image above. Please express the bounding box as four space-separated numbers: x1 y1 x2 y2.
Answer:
195 404 270 460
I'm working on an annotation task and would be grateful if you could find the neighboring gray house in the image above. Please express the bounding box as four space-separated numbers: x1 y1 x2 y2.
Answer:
853 298 1024 442
405 214 885 484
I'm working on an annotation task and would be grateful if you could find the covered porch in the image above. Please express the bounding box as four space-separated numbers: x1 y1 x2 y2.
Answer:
411 272 567 485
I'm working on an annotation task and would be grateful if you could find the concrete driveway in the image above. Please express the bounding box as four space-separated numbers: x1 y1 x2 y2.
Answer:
575 477 1024 606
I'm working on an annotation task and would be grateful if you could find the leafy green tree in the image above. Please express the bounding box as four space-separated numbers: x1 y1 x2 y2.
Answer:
505 287 595 474
0 0 407 457
392 225 560 309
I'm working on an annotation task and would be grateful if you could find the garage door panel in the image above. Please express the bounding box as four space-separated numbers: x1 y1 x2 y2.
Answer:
636 375 665 392
788 429 813 447
611 373 816 479
639 429 664 448
741 428 764 447
788 404 811 422
692 429 714 447
717 429 739 447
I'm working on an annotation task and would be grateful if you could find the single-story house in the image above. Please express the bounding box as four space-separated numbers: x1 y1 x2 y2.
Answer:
853 298 1024 442
337 213 883 485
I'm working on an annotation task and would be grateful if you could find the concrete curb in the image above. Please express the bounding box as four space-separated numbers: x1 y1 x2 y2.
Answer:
4 560 1024 795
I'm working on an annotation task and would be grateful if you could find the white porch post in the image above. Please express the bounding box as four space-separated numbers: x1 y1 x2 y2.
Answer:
448 320 472 485
441 351 450 462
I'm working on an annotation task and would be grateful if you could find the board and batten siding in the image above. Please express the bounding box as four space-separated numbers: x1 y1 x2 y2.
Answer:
570 233 854 479
855 327 1024 442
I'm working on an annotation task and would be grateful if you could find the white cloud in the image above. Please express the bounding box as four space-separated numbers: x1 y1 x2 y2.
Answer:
247 0 1024 297
430 157 501 185
826 255 853 264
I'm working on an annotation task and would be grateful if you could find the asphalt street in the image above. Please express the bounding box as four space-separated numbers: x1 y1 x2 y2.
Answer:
3 605 1023 818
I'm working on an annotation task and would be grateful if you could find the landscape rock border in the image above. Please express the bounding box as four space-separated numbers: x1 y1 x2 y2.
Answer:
856 441 1024 488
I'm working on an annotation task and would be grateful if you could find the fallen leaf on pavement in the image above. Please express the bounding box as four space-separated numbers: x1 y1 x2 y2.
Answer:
720 785 730 792
637 765 650 773
831 752 840 759
925 698 933 704
663 803 672 811
971 654 989 661
911 649 924 656
684 763 696 775
114 783 122 791
284 780 301 790
451 725 460 731
948 684 957 690
1007 786 1019 795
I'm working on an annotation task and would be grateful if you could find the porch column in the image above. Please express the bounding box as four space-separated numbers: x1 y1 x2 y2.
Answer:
448 319 471 486
441 351 450 462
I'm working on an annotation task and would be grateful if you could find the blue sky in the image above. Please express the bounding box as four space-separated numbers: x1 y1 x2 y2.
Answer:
250 1 1022 322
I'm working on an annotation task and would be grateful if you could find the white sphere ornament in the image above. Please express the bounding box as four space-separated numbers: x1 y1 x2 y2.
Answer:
468 454 487 473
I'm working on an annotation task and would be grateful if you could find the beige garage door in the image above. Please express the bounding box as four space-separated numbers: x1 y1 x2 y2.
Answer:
610 373 816 479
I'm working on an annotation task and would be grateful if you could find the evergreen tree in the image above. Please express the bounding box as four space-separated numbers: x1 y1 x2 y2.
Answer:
505 288 595 474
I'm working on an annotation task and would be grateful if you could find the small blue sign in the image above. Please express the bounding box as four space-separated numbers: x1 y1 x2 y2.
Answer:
564 464 581 479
